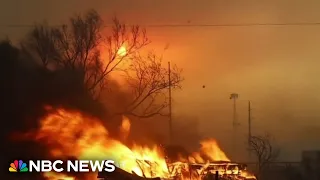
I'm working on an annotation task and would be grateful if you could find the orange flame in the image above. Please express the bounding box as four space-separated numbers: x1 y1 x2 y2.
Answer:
24 107 255 180
119 115 131 140
32 108 169 179
199 139 230 162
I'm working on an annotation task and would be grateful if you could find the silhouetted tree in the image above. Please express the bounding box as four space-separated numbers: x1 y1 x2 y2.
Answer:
0 40 44 180
122 53 181 118
23 9 182 118
249 133 280 177
0 38 109 180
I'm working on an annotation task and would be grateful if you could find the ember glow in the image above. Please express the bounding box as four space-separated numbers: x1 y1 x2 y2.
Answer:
187 139 230 164
22 107 256 180
30 107 169 179
117 45 127 57
44 172 75 180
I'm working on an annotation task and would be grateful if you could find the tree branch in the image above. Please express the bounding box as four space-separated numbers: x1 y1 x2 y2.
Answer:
22 9 183 118
249 133 280 174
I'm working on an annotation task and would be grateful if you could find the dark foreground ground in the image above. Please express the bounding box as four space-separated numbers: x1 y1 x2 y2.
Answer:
247 162 320 180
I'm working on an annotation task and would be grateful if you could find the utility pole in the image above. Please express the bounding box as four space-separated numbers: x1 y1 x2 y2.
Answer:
168 62 173 144
248 101 252 159
230 93 239 160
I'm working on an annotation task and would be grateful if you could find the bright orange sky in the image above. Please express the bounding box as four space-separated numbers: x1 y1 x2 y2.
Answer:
1 0 320 161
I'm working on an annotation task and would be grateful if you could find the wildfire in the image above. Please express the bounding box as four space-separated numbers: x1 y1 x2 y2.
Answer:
187 139 230 164
21 107 255 180
31 108 169 179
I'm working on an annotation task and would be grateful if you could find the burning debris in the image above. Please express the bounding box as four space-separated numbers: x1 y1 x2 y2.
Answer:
13 107 256 180
98 166 161 180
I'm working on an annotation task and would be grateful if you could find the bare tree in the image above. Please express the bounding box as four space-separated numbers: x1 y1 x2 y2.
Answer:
23 9 182 118
249 133 280 175
122 52 182 118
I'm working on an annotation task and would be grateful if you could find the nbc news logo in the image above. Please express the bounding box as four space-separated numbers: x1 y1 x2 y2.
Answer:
9 159 116 173
9 160 28 172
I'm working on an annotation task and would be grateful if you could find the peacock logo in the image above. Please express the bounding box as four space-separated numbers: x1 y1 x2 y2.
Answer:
9 160 29 172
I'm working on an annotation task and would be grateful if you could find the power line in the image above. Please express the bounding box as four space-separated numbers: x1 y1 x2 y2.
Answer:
2 22 320 28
